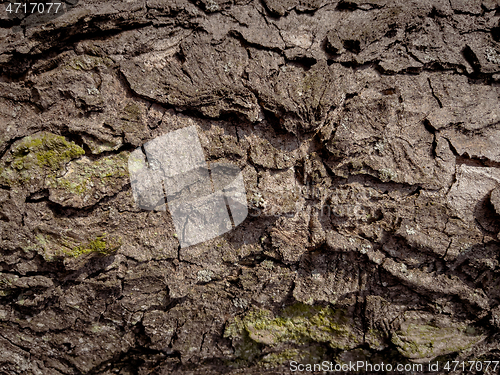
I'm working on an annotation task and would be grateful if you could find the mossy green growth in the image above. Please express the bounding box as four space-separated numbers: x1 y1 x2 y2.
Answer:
48 151 129 195
64 234 121 258
32 232 121 261
392 323 485 361
225 303 360 351
13 133 84 170
65 54 113 71
0 132 84 185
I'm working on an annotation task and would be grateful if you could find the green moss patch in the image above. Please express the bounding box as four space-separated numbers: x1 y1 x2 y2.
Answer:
64 234 121 258
65 54 113 71
0 132 84 185
225 303 361 352
48 151 129 195
392 323 485 361
34 232 121 261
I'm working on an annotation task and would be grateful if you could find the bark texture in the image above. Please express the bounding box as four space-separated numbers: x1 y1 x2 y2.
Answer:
1 0 500 373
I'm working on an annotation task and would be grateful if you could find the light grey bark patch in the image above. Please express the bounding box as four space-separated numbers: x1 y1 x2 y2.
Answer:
129 126 248 247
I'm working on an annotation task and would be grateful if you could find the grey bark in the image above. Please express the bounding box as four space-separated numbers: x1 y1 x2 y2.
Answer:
1 0 500 373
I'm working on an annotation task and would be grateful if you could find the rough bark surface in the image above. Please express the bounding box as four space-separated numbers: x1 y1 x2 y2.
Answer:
1 0 500 373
